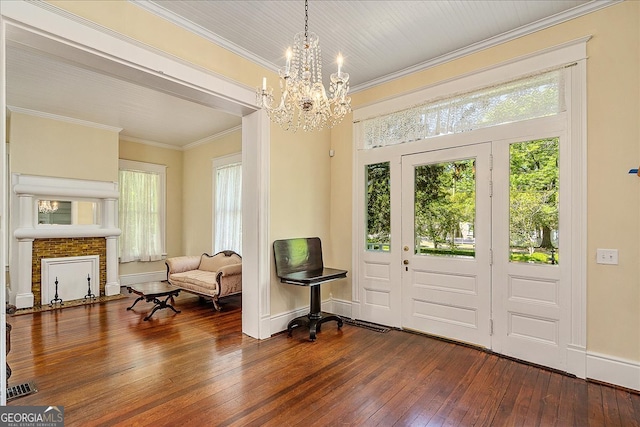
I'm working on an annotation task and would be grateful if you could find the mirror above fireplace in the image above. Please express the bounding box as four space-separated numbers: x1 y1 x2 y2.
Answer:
37 200 100 226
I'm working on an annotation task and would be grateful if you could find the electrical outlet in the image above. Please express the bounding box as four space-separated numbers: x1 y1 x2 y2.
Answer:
596 248 618 265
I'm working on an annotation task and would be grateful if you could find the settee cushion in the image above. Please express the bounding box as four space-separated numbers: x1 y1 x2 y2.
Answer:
165 255 201 274
169 270 218 293
199 252 242 272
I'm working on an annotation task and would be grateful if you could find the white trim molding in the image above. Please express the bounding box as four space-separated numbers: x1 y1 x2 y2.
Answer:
270 297 350 335
329 297 353 319
119 271 167 286
7 106 123 133
587 352 640 392
132 0 619 93
354 36 591 122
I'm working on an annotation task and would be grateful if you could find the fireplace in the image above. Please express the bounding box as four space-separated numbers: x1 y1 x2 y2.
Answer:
40 255 100 305
10 174 121 309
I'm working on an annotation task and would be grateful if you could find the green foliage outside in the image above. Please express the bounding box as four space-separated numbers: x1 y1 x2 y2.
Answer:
414 159 475 255
509 138 559 264
366 162 391 249
365 139 560 266
365 73 561 262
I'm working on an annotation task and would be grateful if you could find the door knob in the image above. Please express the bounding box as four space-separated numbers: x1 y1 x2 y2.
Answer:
404 246 409 251
403 260 409 265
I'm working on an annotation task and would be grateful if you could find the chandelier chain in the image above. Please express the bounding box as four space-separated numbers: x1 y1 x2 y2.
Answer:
304 0 308 41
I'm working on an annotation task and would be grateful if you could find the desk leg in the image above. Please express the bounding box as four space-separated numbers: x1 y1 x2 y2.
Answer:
287 285 343 341
308 286 323 340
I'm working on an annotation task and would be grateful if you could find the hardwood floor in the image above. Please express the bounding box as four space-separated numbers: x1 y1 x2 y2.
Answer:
6 290 640 426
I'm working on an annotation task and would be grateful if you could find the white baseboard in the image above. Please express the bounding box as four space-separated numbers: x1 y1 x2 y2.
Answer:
566 344 587 379
329 297 353 318
269 297 353 335
119 271 166 286
587 351 640 391
270 306 310 335
14 292 34 309
104 282 121 296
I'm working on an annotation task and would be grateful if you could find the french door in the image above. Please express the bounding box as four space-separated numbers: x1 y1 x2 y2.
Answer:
357 128 570 371
401 143 492 348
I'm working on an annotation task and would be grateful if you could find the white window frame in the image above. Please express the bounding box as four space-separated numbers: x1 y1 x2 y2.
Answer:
212 152 242 254
118 159 167 260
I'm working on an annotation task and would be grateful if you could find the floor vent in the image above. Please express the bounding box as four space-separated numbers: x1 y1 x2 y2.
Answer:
344 318 391 333
7 381 38 401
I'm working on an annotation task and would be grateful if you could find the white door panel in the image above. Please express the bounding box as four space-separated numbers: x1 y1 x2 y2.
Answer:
492 135 568 371
401 144 492 348
356 155 402 327
361 256 394 312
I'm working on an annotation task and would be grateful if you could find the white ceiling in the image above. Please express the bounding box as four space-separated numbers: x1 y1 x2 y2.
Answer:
6 0 616 149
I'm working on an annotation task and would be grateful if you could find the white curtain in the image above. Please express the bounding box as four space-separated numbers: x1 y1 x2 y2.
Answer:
119 169 163 262
214 162 242 254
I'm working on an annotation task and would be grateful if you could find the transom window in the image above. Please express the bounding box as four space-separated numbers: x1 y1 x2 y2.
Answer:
362 69 564 149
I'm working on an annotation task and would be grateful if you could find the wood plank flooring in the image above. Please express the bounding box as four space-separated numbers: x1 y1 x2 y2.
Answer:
6 291 640 426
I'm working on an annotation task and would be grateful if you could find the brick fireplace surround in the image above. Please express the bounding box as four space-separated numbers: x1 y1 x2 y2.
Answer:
32 238 107 308
10 174 121 309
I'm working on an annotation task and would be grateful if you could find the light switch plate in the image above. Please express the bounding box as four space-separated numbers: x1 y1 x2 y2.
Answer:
596 248 618 265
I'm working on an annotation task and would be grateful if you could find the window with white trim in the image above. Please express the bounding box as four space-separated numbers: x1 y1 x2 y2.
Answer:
213 153 242 255
118 159 166 262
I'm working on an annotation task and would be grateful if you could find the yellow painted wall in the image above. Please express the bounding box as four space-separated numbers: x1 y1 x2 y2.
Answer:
43 0 640 365
182 132 242 256
118 139 183 275
326 121 353 299
584 2 640 361
47 0 270 91
330 2 640 363
9 112 118 182
269 126 333 314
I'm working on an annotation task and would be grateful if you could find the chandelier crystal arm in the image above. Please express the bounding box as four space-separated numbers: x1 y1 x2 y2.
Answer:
256 0 351 132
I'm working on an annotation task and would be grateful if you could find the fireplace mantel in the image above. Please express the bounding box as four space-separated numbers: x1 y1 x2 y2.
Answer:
10 174 121 308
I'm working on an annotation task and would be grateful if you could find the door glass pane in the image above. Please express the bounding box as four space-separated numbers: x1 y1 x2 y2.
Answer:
366 162 391 252
414 159 476 258
509 138 559 264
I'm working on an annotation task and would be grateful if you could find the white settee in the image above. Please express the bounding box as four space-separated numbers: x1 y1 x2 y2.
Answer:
165 250 242 311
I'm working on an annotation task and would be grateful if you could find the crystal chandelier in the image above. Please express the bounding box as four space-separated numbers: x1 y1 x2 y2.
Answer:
38 200 59 214
256 0 351 132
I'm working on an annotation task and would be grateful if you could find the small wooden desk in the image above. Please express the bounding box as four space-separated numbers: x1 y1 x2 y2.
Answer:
274 238 347 341
126 282 181 321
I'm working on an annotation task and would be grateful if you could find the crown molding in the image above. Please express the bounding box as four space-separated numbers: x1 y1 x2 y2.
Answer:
7 106 123 133
120 125 242 151
130 0 277 74
352 0 621 92
183 125 242 151
118 135 182 151
26 0 251 93
130 0 620 94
